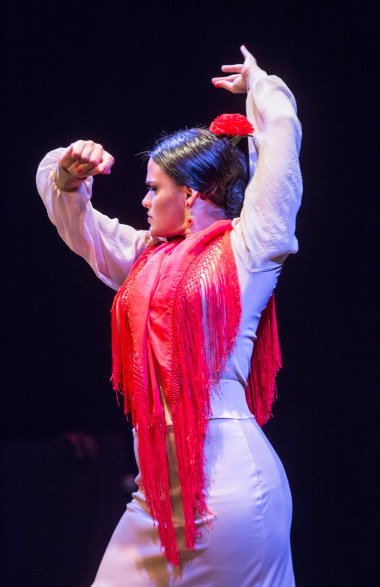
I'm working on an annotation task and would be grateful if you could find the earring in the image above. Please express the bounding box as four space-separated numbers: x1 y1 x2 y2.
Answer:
185 204 194 226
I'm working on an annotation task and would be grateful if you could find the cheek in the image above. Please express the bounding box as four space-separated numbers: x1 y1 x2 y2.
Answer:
154 195 185 225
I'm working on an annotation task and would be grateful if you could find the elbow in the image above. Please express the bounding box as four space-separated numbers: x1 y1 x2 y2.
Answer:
268 238 299 265
269 252 290 265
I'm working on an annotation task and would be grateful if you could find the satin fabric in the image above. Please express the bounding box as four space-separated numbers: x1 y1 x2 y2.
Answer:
92 412 294 587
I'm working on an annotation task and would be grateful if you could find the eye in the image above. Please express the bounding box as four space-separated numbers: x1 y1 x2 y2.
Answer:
146 184 157 192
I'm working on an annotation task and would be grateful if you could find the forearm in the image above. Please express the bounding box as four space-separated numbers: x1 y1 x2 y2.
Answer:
36 148 149 290
241 72 303 267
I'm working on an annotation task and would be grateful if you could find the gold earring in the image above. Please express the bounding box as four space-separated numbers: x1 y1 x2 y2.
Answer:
185 204 194 226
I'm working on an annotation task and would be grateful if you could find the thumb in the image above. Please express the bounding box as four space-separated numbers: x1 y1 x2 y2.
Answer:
97 152 115 175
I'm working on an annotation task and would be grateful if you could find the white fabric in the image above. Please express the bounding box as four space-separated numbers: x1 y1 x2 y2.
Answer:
36 70 302 586
93 419 294 587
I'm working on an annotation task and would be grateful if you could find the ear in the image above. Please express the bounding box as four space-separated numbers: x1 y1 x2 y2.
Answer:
185 187 202 207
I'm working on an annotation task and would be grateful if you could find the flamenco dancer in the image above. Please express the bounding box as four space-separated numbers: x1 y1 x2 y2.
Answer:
37 46 302 586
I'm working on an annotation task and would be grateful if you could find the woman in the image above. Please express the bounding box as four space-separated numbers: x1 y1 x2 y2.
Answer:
37 46 302 586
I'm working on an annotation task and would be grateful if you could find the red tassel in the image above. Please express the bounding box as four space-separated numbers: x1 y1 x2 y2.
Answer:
110 221 281 565
245 293 282 427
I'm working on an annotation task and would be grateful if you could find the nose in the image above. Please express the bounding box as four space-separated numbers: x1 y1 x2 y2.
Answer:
142 191 151 208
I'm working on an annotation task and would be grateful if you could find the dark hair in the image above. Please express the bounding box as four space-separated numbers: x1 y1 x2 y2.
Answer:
149 128 248 219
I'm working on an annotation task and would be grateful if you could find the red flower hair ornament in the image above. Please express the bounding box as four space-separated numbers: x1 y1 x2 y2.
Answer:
209 113 254 147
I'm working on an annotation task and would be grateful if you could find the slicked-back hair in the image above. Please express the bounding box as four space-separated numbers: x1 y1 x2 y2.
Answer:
150 128 248 219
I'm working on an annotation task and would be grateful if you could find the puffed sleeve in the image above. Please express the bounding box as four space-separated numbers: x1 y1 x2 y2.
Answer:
231 70 303 271
36 148 149 290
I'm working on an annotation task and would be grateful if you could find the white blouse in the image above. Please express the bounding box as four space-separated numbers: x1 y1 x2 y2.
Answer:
36 70 302 421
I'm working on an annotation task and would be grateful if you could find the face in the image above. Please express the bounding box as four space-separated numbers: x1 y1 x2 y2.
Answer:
142 158 189 237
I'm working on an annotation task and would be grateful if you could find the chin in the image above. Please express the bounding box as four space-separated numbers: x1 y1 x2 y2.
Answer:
150 226 184 238
149 227 161 237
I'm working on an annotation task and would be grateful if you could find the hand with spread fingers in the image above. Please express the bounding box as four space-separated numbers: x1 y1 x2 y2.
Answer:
211 45 262 94
59 140 115 179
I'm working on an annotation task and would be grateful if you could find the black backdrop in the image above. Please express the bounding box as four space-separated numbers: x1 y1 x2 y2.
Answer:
1 1 377 586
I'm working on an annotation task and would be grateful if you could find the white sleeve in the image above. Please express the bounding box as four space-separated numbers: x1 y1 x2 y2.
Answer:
36 148 149 290
232 70 303 271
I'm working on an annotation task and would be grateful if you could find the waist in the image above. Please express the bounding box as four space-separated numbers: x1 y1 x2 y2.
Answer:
132 379 254 433
209 379 254 420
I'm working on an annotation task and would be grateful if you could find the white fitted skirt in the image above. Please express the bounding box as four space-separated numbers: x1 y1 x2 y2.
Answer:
91 414 294 587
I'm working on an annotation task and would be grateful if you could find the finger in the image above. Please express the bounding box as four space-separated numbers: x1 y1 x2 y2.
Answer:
71 140 87 160
89 144 104 167
59 144 78 169
212 74 240 83
240 45 253 59
99 152 115 174
212 80 238 93
221 64 243 73
64 144 74 158
80 141 97 162
75 162 98 176
88 163 111 176
97 165 111 175
59 154 72 168
80 143 104 167
59 144 74 161
79 152 115 176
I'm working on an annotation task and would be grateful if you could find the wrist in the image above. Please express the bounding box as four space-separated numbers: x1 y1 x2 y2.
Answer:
247 68 267 90
55 163 87 191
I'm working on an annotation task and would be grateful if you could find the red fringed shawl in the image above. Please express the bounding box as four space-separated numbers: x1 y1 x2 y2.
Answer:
111 219 281 566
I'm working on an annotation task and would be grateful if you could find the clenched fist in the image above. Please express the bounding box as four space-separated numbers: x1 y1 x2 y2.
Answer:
59 140 115 179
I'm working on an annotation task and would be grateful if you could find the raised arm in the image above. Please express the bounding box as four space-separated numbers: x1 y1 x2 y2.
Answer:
36 143 149 290
212 46 302 269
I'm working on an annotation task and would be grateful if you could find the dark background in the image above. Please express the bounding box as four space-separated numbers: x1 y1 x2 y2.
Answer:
1 1 377 585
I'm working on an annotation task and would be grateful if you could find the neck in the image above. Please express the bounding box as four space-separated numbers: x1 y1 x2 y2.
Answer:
185 198 227 238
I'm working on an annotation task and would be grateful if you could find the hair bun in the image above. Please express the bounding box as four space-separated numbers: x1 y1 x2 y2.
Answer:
225 178 245 218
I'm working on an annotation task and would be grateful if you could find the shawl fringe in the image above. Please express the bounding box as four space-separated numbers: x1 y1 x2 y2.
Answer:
110 220 281 565
246 294 282 426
